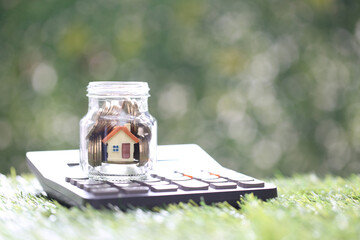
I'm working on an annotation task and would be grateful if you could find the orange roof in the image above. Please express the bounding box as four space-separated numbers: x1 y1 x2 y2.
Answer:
102 126 139 143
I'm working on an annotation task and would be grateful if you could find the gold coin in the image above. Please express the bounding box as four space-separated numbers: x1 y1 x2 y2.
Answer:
86 112 101 139
86 127 95 139
110 102 121 116
93 135 98 167
115 104 122 115
131 121 152 141
130 119 139 134
138 139 149 166
91 139 95 166
108 102 115 116
131 102 140 116
91 137 96 167
92 138 97 166
88 139 94 166
121 100 130 114
95 102 112 135
87 102 112 138
87 140 92 166
96 135 102 166
100 101 111 117
101 102 120 134
121 99 140 116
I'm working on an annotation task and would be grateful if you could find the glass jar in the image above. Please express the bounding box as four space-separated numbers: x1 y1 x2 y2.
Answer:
79 81 157 182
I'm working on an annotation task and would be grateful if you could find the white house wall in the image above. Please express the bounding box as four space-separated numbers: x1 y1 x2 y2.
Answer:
106 131 135 163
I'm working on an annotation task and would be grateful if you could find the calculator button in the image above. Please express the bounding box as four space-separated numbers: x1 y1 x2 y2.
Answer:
200 178 228 183
158 173 191 181
65 176 88 183
113 182 142 188
149 173 164 179
192 172 219 180
150 173 158 178
172 179 209 191
135 178 161 185
84 184 112 192
90 187 120 195
65 168 88 182
76 180 104 189
150 184 178 192
238 180 264 188
141 181 170 186
153 172 180 180
120 186 149 194
70 178 79 185
168 176 192 182
210 182 237 189
136 178 161 183
226 175 254 182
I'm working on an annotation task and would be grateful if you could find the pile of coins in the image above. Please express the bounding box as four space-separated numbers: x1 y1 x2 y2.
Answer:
87 100 152 167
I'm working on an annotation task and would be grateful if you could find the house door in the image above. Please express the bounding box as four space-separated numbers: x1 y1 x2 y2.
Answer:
122 143 130 159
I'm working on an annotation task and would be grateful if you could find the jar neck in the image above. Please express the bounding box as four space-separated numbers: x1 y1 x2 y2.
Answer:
87 81 150 98
88 97 149 113
86 81 150 113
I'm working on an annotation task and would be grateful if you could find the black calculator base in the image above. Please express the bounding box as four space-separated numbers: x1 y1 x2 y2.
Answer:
27 144 277 210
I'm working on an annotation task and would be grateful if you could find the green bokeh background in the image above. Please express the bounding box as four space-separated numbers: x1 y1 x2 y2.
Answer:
1 0 360 177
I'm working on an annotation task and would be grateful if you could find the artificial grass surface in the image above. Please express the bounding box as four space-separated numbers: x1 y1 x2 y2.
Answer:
0 173 359 240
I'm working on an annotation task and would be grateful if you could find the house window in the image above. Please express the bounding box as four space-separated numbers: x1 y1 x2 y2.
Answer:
122 143 130 159
113 145 119 152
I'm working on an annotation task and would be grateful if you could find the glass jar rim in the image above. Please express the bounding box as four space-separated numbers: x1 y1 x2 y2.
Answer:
87 81 150 98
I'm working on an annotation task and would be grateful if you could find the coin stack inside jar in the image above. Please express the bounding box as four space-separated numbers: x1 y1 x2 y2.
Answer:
86 99 152 167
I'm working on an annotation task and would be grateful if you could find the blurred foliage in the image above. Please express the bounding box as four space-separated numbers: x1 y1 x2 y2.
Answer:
1 0 360 177
1 173 360 239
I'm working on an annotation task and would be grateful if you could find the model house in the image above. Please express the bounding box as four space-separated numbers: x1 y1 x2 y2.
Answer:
102 125 139 164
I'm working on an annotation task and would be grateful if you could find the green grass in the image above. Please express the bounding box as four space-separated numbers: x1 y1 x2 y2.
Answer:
0 173 359 240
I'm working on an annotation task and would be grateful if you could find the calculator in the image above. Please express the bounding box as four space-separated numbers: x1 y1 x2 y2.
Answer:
26 144 277 209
